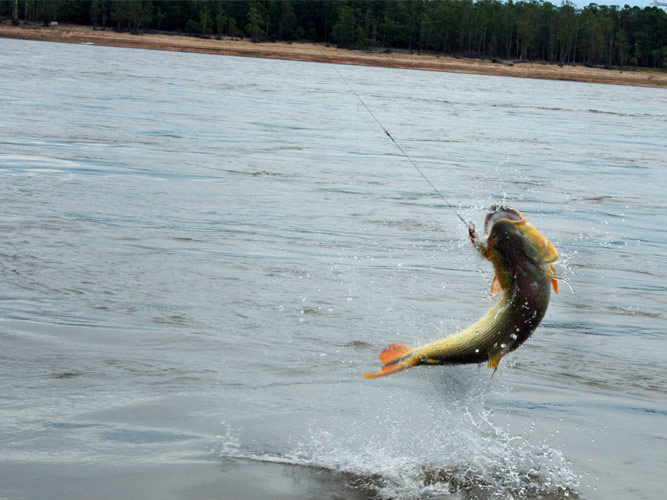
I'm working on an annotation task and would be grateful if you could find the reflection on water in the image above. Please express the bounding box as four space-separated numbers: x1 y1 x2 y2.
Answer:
0 38 665 500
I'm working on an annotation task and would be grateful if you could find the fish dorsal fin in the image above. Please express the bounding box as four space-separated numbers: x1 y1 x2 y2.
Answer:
378 343 414 364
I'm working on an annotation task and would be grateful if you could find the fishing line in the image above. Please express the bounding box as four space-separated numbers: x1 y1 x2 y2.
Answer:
328 61 475 234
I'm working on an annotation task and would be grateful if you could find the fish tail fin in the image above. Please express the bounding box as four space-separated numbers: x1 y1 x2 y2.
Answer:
362 343 415 379
378 343 414 364
362 360 413 379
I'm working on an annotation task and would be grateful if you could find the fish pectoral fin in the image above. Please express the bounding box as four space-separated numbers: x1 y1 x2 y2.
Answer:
547 264 559 294
490 274 501 295
378 343 414 364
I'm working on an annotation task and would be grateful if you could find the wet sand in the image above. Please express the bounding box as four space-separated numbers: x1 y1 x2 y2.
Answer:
0 458 374 500
2 22 666 88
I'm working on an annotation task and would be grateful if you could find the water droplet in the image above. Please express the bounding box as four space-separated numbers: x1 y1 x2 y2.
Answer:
475 349 480 353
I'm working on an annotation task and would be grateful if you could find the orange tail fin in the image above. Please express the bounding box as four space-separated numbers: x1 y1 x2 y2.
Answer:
363 360 412 378
362 343 415 379
378 343 414 364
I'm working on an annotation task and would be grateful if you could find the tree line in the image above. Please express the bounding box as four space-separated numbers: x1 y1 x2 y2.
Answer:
2 0 666 68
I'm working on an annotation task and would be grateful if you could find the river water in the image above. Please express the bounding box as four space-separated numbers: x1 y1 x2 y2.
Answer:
0 38 665 500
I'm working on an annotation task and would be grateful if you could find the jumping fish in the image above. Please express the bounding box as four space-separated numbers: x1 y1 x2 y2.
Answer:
363 205 558 378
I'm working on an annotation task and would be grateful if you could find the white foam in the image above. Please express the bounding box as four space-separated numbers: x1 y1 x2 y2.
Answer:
217 372 579 500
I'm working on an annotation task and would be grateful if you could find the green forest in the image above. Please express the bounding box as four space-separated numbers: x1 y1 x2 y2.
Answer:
2 0 667 68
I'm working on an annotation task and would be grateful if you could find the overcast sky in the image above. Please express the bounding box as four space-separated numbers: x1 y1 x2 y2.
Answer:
568 0 664 8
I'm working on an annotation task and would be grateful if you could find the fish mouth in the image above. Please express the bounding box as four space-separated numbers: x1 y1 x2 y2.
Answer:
485 205 558 264
484 205 525 234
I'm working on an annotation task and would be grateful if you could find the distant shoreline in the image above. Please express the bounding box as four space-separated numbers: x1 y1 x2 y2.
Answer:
2 23 666 88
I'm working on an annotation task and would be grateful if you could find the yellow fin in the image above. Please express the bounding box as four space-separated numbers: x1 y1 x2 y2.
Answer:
487 346 510 376
487 351 503 371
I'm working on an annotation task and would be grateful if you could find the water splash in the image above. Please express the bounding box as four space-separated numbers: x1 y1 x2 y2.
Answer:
217 370 579 500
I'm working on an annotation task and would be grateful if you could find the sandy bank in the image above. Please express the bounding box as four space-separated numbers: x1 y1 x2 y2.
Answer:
2 23 666 88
